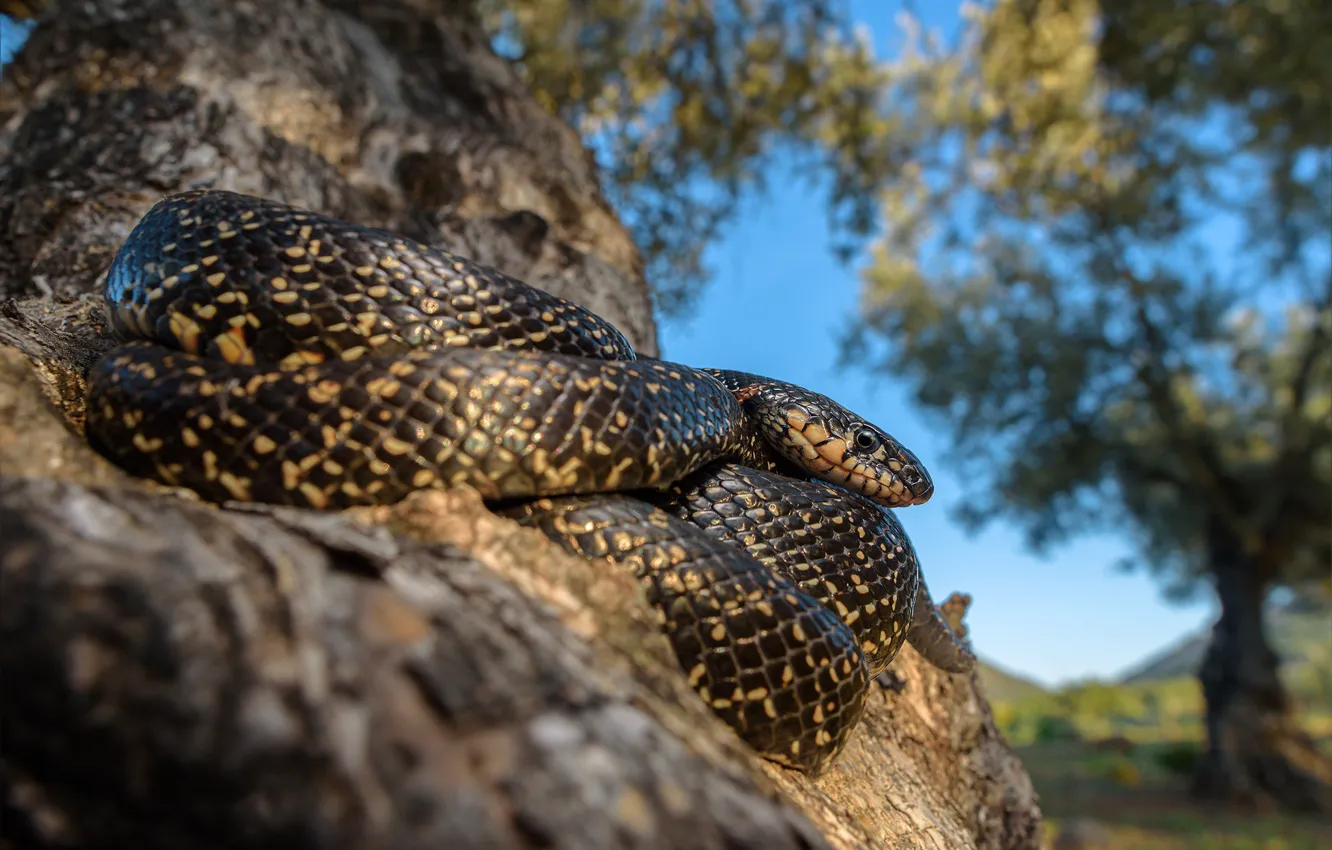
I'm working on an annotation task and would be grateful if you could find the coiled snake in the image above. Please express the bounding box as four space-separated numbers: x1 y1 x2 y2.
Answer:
84 190 976 774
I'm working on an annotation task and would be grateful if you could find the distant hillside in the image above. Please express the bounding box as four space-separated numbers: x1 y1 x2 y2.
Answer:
1120 603 1331 693
977 660 1047 703
1118 632 1210 683
972 603 1328 710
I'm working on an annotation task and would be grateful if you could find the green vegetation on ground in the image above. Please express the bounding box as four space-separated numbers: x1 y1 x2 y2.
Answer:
993 603 1332 844
1024 739 1332 849
976 660 1048 704
987 603 1332 746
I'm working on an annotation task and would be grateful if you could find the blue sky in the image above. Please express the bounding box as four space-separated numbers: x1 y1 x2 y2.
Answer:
0 5 1219 687
0 16 28 65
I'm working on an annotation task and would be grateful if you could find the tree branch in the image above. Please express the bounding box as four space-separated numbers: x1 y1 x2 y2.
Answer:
1257 276 1332 566
1285 276 1332 417
1110 254 1263 557
1117 452 1191 492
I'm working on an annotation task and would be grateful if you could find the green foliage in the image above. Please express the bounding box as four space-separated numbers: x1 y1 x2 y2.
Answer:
479 0 898 314
994 663 1332 748
997 677 1203 745
1034 713 1082 743
852 0 1331 594
1023 740 1332 849
1096 0 1330 160
1105 756 1141 786
1155 741 1203 777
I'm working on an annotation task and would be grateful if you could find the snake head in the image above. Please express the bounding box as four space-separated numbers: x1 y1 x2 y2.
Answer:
774 401 934 508
710 370 934 508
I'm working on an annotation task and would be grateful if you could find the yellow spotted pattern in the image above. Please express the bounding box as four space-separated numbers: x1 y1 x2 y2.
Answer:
84 189 962 776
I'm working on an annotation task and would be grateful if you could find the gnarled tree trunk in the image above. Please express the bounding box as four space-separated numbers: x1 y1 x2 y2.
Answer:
1194 515 1332 812
0 2 1042 847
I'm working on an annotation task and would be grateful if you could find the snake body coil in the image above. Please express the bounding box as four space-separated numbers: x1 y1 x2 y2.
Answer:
85 190 975 774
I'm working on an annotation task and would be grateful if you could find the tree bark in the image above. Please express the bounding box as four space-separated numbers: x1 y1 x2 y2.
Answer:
1194 514 1332 812
0 2 1043 847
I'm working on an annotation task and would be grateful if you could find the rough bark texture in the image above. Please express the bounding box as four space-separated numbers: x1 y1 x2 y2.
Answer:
0 2 1043 848
1193 516 1332 813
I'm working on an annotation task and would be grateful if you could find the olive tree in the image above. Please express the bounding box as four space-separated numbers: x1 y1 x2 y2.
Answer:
852 0 1331 811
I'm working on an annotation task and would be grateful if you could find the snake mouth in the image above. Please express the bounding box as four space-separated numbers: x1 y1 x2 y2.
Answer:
832 456 932 508
895 447 934 504
902 474 934 505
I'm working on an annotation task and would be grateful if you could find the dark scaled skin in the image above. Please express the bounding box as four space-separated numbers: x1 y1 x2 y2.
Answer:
652 464 921 675
699 370 975 675
497 495 869 773
84 189 972 774
87 343 759 509
906 579 978 673
103 190 637 366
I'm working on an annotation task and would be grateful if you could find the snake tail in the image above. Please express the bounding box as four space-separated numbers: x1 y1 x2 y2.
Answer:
906 579 978 673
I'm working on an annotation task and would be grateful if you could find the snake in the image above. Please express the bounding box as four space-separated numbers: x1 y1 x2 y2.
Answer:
82 190 976 774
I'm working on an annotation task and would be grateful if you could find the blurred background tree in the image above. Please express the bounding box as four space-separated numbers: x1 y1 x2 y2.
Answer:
6 0 1328 814
851 0 1331 812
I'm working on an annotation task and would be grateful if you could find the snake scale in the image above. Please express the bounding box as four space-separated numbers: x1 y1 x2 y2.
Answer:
83 190 976 774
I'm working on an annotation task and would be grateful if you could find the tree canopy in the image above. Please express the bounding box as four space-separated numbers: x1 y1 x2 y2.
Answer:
821 1 1330 806
849 0 1330 599
479 0 898 313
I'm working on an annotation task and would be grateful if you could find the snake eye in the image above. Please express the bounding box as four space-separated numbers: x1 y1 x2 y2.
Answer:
853 428 880 452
